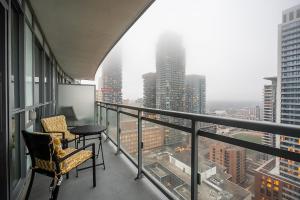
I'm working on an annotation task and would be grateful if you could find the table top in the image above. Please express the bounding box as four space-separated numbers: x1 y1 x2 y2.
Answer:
70 125 106 136
67 120 88 127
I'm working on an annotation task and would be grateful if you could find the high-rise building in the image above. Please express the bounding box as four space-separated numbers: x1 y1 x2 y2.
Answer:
156 32 186 145
254 158 300 200
249 105 261 121
99 49 122 104
277 4 300 199
262 77 277 148
263 77 277 122
184 75 206 114
209 143 246 184
156 32 185 112
142 72 156 108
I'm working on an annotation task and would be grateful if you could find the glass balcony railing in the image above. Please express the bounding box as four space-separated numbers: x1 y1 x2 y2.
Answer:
96 101 300 200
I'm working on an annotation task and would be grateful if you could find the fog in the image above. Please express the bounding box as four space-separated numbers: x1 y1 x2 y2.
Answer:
95 0 300 102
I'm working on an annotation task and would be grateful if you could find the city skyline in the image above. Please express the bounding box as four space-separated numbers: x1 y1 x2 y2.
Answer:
95 0 300 102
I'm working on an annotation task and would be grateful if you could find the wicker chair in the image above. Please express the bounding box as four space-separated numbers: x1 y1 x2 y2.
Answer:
22 130 96 200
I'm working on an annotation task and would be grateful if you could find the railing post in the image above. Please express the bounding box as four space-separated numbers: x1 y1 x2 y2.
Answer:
135 110 143 179
99 104 102 126
191 120 198 200
116 106 121 154
105 105 109 142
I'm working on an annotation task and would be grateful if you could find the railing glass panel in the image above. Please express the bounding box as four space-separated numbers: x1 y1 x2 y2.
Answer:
97 102 300 200
107 109 117 142
120 113 138 162
142 121 191 200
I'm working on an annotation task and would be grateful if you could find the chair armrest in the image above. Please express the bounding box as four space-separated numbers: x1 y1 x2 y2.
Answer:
48 131 66 140
58 143 95 162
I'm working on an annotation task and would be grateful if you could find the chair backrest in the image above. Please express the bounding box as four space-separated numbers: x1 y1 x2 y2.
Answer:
59 106 78 122
22 130 53 165
41 115 67 133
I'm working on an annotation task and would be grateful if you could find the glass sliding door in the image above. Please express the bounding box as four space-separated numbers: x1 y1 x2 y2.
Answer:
10 6 20 109
34 41 43 105
0 2 8 200
9 114 20 190
25 23 33 107
45 56 51 102
9 4 23 198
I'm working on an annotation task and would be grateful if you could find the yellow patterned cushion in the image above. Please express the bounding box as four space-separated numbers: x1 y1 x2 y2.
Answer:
35 136 92 174
41 115 67 132
41 115 75 141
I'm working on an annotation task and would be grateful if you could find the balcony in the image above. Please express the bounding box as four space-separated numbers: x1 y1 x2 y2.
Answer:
29 138 166 200
3 1 300 200
21 99 300 200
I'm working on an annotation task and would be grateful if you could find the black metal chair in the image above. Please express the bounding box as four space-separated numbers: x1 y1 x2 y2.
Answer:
59 106 78 124
22 130 96 200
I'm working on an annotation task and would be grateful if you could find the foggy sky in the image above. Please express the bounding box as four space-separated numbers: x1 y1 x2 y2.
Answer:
95 0 300 102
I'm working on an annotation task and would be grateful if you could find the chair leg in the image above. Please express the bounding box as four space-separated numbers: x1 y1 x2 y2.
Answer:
92 156 96 187
50 175 63 200
97 136 101 158
51 176 62 200
99 138 105 170
75 136 78 148
49 178 55 200
25 170 35 200
66 172 69 179
76 167 79 178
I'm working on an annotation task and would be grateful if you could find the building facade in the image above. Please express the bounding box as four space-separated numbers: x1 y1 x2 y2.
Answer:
142 72 156 108
156 32 185 112
155 32 186 145
209 143 246 184
184 75 206 114
254 158 300 200
262 77 277 148
99 49 122 104
120 120 165 154
278 5 300 199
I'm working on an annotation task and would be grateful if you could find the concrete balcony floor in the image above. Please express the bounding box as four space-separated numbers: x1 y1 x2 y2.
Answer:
29 138 167 200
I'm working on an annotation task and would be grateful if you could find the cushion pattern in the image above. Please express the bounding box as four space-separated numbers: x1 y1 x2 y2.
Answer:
51 131 76 141
35 136 92 174
41 115 67 132
41 115 75 141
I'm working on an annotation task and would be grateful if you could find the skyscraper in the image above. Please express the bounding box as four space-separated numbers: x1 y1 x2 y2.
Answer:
99 49 122 104
262 77 277 148
156 32 186 145
142 72 156 108
156 32 185 112
278 4 300 199
185 75 206 114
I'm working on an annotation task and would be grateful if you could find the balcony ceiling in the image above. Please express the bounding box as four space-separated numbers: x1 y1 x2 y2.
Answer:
30 0 154 80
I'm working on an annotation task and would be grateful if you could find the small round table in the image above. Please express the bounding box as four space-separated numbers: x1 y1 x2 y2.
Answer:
71 125 106 171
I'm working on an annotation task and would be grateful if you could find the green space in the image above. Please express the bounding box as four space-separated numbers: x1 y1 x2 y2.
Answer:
232 133 262 144
232 132 262 160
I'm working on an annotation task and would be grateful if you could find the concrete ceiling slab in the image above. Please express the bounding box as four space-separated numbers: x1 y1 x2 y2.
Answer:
30 0 154 80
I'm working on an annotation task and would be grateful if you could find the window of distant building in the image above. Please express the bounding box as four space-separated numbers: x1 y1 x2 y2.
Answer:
283 14 287 23
297 9 300 18
289 12 294 21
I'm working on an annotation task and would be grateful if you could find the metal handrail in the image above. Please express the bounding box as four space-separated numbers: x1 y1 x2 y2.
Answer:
97 101 300 137
96 101 300 200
